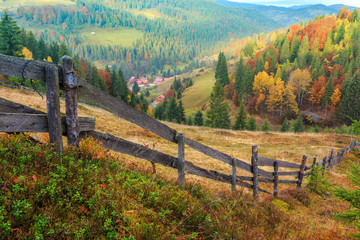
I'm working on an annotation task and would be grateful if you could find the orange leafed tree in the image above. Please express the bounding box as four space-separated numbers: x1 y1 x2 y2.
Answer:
98 69 112 93
308 76 327 108
166 89 175 99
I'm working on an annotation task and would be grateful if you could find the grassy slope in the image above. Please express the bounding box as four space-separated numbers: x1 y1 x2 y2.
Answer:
0 85 359 238
78 27 144 48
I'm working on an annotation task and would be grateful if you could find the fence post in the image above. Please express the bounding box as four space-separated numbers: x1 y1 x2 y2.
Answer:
232 158 236 192
177 133 185 189
297 155 308 189
273 161 279 197
45 65 63 154
312 156 317 166
62 56 79 147
251 145 259 199
322 156 327 175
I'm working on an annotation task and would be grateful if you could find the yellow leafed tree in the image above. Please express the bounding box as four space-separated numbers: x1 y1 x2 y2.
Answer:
253 71 274 97
331 88 341 108
288 69 312 107
266 78 285 114
147 106 154 117
45 56 53 63
22 47 33 60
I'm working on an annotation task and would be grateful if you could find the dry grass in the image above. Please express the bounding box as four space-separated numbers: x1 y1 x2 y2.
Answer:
0 85 355 193
2 85 360 238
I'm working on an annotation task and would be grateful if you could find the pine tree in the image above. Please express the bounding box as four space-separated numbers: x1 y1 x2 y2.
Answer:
58 42 70 62
280 117 290 132
280 38 290 64
206 81 230 129
177 100 185 124
338 71 360 123
336 22 345 44
167 97 179 122
292 115 305 133
118 68 129 102
290 36 300 62
233 101 246 130
322 79 334 110
215 52 229 86
194 110 204 126
234 57 244 94
246 117 257 131
186 115 194 126
0 12 22 57
132 81 140 95
261 120 271 132
38 37 49 60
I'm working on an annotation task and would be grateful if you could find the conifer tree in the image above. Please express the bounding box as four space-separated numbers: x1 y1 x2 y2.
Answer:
206 81 230 129
280 38 290 64
58 42 70 61
194 110 204 126
132 81 140 95
290 36 300 62
246 117 257 131
233 101 247 130
186 115 194 126
292 115 305 133
0 12 22 57
215 52 229 86
118 68 129 102
322 79 334 110
167 97 179 122
261 120 271 132
280 117 290 132
177 100 186 124
338 71 360 123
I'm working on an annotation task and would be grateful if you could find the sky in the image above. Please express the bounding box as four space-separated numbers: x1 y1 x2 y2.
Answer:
229 0 360 7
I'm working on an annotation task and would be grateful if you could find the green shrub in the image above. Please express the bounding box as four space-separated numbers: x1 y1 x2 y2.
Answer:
292 115 305 133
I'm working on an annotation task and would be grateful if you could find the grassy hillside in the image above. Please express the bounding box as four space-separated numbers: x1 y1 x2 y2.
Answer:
0 85 359 239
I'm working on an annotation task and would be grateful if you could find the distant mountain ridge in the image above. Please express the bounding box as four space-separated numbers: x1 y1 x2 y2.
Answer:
215 0 358 26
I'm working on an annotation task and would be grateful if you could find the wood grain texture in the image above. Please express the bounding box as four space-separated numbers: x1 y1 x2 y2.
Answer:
45 65 63 153
177 133 185 189
0 113 95 133
252 145 259 198
184 137 273 179
296 155 308 189
273 161 279 197
78 80 177 143
0 97 44 114
258 156 301 169
62 56 79 147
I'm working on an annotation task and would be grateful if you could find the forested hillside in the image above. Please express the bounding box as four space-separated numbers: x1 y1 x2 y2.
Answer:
222 7 360 130
3 0 278 79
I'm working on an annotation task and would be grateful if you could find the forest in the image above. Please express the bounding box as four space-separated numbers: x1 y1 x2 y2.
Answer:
7 0 277 79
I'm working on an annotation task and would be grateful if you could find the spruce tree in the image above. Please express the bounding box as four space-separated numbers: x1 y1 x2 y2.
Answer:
118 68 129 102
132 81 140 95
246 117 257 131
167 97 179 122
233 102 246 130
194 110 204 126
58 42 70 61
206 81 230 129
177 100 186 124
38 37 49 60
234 57 244 97
280 38 290 64
215 52 229 86
293 115 305 133
280 117 290 132
322 79 334 110
0 12 22 57
261 120 271 132
186 115 194 126
338 71 360 123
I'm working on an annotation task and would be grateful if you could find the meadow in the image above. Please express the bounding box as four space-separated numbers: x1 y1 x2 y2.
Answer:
0 85 359 238
78 27 144 48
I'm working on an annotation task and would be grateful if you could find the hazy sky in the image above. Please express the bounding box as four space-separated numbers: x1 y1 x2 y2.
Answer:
229 0 360 7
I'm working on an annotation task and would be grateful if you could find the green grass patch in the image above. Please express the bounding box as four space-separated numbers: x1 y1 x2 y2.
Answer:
182 69 215 116
0 134 304 239
78 27 144 48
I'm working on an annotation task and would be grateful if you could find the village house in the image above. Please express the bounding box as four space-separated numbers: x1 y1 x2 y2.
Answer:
156 95 165 103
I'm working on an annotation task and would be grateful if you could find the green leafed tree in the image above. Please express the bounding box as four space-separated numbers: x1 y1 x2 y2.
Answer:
338 71 360 123
215 52 229 87
233 101 247 130
194 110 204 126
206 81 230 129
0 12 22 57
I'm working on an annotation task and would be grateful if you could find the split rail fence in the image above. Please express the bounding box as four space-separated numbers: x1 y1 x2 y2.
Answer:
0 54 359 198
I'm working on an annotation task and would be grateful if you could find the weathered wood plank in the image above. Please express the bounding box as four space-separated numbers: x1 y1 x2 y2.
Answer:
0 113 95 133
184 137 273 179
80 131 177 167
0 97 44 114
0 53 57 82
278 171 300 176
77 80 177 143
45 65 63 153
252 145 259 198
273 161 279 197
258 156 301 169
185 162 270 194
232 158 236 192
296 155 308 189
176 133 186 189
62 56 80 147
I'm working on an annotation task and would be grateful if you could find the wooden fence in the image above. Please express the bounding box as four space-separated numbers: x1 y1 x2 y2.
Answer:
0 54 359 198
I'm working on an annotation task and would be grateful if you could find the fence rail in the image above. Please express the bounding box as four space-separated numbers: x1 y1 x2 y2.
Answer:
0 53 358 197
